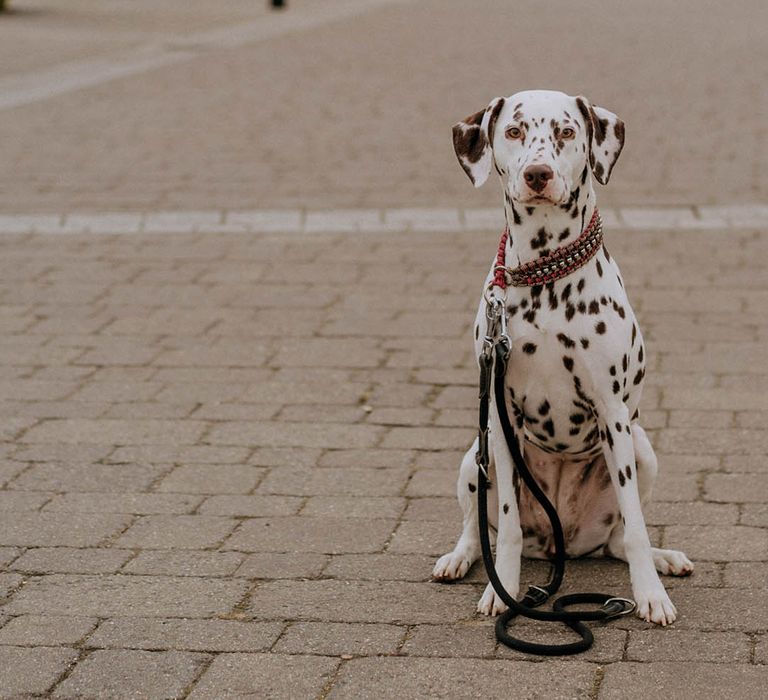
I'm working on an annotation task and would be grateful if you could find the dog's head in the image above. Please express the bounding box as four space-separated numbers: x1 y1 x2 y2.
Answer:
452 90 624 205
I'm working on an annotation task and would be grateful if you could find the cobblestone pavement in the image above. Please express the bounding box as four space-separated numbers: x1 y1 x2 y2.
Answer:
0 0 767 698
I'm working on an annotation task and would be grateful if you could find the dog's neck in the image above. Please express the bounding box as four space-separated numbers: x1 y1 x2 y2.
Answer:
502 176 597 268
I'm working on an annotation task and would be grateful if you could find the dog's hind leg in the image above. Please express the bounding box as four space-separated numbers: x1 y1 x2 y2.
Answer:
433 439 495 581
607 424 694 576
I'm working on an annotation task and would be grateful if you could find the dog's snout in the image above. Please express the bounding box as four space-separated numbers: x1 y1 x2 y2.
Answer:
523 164 554 193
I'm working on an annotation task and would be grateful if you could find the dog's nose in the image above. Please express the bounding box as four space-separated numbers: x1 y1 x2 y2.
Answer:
523 164 554 193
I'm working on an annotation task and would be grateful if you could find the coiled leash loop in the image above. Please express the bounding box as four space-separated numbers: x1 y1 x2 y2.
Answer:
475 296 634 656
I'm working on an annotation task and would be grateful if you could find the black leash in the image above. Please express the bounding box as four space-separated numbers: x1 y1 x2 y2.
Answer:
475 298 634 656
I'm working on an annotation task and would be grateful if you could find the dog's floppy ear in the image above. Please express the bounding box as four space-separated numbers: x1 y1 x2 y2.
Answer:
452 97 505 187
575 97 625 185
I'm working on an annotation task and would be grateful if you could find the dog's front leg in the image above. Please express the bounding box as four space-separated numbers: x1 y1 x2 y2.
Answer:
477 402 522 616
597 405 677 625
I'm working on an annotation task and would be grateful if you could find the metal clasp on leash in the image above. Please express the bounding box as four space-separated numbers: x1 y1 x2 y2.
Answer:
601 597 636 619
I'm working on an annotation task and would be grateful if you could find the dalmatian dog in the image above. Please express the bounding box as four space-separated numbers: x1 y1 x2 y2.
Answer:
432 90 693 625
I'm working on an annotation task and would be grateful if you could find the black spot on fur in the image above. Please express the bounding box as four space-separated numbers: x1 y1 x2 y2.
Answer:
580 337 589 349
631 408 639 420
557 333 575 348
558 228 571 242
631 323 637 345
618 469 626 487
468 483 476 492
542 418 555 437
577 301 587 314
612 380 620 394
577 278 586 293
503 503 510 514
538 400 550 416
565 304 576 321
526 207 535 216
595 321 606 334
522 342 537 354
561 283 572 302
609 365 616 376
633 369 645 385
605 427 614 449
475 325 479 340
603 513 614 526
596 259 603 277
622 354 628 372
588 300 600 314
570 413 585 424
615 421 622 432
625 465 632 480
638 346 644 363
563 356 574 372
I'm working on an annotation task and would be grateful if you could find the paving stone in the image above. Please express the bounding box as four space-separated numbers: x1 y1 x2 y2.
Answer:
10 548 133 575
188 653 339 700
44 492 201 515
403 497 461 522
381 426 470 450
87 618 284 653
9 462 168 492
405 469 457 497
155 464 266 494
659 588 768 631
257 466 410 497
0 511 132 547
0 573 23 599
209 421 383 449
600 662 768 699
274 621 405 656
108 444 252 464
54 649 209 700
0 490 54 511
401 623 497 658
644 501 738 526
115 515 238 549
626 630 751 662
723 561 768 588
224 516 396 554
123 551 244 578
388 519 464 556
329 657 596 699
235 553 329 579
20 418 206 444
324 554 436 582
198 494 302 517
741 503 768 527
704 472 768 503
301 496 406 519
0 646 78 697
0 614 97 646
246 579 479 624
4 574 249 618
663 525 767 561
494 623 628 663
0 547 20 569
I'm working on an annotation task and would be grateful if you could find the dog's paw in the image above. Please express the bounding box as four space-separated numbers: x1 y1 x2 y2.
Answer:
633 584 677 626
652 548 694 577
432 551 472 582
477 582 515 616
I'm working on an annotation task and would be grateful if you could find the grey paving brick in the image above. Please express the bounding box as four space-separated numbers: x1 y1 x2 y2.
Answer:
329 657 596 699
723 561 768 588
224 516 396 554
301 496 406 519
54 649 209 700
108 444 251 464
235 552 329 580
0 547 20 569
9 462 167 492
400 623 496 658
208 421 383 449
275 621 405 656
323 554 436 582
155 464 266 494
4 574 249 618
626 630 751 663
198 494 303 517
0 490 54 511
246 579 479 624
663 525 768 561
0 614 97 646
741 503 768 527
257 466 410 497
43 492 201 515
388 520 465 556
600 662 768 699
189 653 339 700
0 646 78 697
0 573 23 599
115 515 238 549
87 618 284 653
704 472 768 503
123 550 244 578
20 418 206 444
10 547 133 575
0 511 132 547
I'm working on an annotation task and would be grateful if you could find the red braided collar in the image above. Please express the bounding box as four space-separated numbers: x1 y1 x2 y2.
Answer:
492 209 603 288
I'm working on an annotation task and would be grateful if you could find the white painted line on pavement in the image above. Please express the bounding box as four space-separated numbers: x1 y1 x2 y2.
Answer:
0 205 765 236
0 0 410 112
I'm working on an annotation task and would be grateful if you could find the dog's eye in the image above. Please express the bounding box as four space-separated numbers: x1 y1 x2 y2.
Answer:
561 127 576 139
505 126 523 140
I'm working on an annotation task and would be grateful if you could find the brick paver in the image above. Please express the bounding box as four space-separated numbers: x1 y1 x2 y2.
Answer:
0 1 766 698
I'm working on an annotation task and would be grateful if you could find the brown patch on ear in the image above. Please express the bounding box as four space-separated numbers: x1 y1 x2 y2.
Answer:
452 109 487 167
613 120 625 151
487 97 506 144
575 97 595 169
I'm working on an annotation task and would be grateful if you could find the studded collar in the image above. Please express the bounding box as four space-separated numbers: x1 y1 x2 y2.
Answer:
492 209 603 289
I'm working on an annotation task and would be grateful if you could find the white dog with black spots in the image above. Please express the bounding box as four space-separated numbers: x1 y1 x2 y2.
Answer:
433 90 693 625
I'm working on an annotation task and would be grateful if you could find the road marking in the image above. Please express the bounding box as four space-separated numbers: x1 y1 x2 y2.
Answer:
0 205 764 235
0 0 409 112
